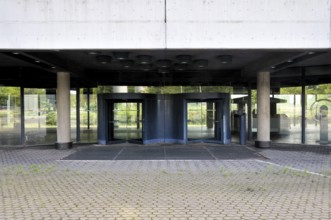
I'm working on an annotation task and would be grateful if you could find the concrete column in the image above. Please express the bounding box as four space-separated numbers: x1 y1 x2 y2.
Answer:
255 71 271 148
134 86 145 93
112 86 128 93
56 72 72 149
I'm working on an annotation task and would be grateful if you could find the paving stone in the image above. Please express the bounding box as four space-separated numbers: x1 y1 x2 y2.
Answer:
0 144 330 219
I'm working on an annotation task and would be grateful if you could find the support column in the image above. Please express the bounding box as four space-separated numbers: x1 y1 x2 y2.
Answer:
255 71 271 148
56 72 72 149
112 86 128 93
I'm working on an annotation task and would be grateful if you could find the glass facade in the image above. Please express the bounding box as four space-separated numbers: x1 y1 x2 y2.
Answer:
24 89 57 145
79 88 98 143
0 83 330 146
306 84 331 145
273 87 302 144
0 87 21 145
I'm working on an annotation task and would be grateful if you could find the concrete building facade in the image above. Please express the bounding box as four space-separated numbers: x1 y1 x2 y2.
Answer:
0 0 331 148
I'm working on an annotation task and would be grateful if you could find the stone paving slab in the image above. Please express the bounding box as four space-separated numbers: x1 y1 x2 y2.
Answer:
0 144 330 220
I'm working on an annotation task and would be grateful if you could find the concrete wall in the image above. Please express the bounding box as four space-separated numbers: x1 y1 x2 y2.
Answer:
0 0 330 49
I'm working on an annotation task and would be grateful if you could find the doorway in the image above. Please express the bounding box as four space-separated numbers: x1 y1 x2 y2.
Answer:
108 101 143 143
187 101 222 142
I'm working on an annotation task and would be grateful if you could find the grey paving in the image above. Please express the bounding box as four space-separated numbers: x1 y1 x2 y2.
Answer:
0 143 330 220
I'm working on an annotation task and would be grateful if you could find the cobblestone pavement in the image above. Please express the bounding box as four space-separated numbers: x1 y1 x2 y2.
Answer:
0 144 330 220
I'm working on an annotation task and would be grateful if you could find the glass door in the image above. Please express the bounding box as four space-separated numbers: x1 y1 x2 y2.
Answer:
187 101 221 142
109 101 143 143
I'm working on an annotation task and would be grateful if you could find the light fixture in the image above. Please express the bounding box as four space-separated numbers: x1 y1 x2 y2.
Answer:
51 66 56 69
87 51 101 55
176 55 192 64
138 64 153 71
287 60 293 63
136 55 153 64
194 59 208 68
96 55 112 64
271 66 276 69
12 52 20 55
156 59 172 68
120 60 134 68
158 67 170 74
174 63 187 71
35 60 41 63
217 55 232 64
113 52 129 60
307 51 315 55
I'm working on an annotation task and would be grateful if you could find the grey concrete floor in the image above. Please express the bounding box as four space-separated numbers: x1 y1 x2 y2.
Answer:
0 143 330 220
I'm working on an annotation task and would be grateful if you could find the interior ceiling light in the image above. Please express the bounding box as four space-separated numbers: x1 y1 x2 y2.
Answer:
174 63 187 71
138 64 153 71
87 51 101 55
194 59 208 68
307 51 315 55
34 60 41 63
136 55 153 64
158 67 170 74
113 52 129 60
156 59 172 68
287 59 293 63
217 55 232 64
120 60 134 68
96 55 112 64
176 55 192 64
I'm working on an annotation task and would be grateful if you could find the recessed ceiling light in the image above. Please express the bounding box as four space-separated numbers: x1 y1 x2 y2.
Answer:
176 55 192 64
87 51 101 55
194 59 208 68
174 63 187 71
138 64 153 71
12 52 20 55
96 55 112 64
136 55 153 64
158 67 170 74
113 52 129 60
35 60 41 63
156 59 172 68
307 51 315 55
287 60 293 63
271 66 276 69
51 66 56 69
120 60 134 68
217 55 232 64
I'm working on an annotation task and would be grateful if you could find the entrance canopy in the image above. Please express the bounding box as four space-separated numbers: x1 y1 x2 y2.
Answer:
0 49 330 89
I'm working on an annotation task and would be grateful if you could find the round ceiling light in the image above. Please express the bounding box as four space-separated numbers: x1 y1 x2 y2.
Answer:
136 55 153 64
120 60 134 68
158 67 170 74
138 64 153 71
96 55 112 64
194 59 208 68
217 55 232 64
113 52 129 60
176 55 192 64
156 59 172 68
87 51 101 55
174 63 187 71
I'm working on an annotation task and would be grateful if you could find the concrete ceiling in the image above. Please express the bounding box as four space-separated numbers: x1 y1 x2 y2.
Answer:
0 49 330 88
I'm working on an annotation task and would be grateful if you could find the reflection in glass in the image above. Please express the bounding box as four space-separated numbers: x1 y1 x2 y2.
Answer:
24 89 56 145
112 102 142 141
306 84 331 145
187 102 216 141
80 88 98 143
0 87 21 145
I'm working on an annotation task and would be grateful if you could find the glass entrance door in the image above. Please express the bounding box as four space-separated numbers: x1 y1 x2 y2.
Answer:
187 101 221 142
109 102 143 143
